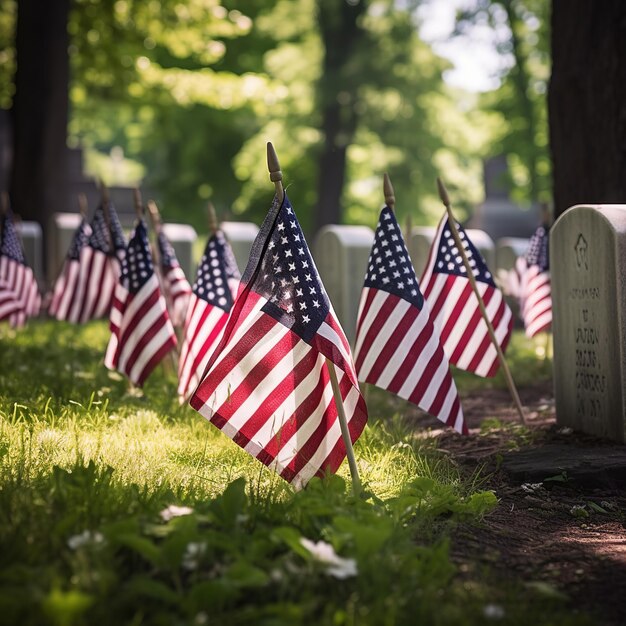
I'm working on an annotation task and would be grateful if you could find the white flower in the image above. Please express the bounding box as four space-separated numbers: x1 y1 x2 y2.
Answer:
570 504 588 518
557 427 573 435
299 538 358 579
182 541 206 571
483 604 505 619
160 505 194 521
67 530 105 550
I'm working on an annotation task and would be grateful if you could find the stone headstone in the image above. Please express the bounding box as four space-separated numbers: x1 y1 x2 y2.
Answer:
407 226 495 280
551 204 626 442
16 220 45 289
161 222 197 280
49 212 82 282
313 225 374 344
221 221 259 274
495 236 529 323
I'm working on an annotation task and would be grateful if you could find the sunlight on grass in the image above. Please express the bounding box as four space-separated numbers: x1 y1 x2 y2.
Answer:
0 321 587 626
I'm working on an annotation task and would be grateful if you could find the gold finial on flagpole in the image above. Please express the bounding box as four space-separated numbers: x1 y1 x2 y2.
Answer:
78 193 88 218
266 141 284 204
207 202 219 234
147 200 162 232
437 177 526 425
383 173 395 211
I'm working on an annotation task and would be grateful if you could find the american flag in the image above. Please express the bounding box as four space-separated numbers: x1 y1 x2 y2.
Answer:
156 231 192 327
177 230 240 403
70 203 126 324
354 207 466 434
48 217 92 321
420 215 513 378
0 211 40 327
189 194 368 488
519 224 551 337
104 219 177 386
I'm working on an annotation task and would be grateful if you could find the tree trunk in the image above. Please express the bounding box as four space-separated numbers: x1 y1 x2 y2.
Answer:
10 0 70 253
313 1 366 232
548 0 626 218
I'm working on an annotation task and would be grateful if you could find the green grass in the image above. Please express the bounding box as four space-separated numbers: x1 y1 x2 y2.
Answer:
0 322 585 626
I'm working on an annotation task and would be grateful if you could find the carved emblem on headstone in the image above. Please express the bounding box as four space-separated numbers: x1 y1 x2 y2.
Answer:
574 233 588 270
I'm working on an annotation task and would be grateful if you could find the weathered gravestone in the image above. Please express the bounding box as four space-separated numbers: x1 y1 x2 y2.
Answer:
16 221 44 288
552 205 626 442
221 221 259 274
313 225 374 344
161 223 197 280
49 212 82 281
495 236 529 322
407 226 495 279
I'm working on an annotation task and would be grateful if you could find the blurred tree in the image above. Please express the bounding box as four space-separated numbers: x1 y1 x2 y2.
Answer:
10 0 70 231
549 0 626 217
455 0 551 204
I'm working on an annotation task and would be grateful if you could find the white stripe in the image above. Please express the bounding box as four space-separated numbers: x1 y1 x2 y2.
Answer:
228 338 312 436
357 298 411 380
376 306 429 389
474 302 512 376
196 318 289 421
128 317 175 384
397 327 440 400
354 288 388 357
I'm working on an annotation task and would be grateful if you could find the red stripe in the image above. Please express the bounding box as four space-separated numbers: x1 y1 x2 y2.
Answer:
355 287 378 332
135 334 177 386
448 286 495 364
190 311 275 410
363 299 420 383
437 281 474 346
117 288 160 349
354 293 400 373
233 344 318 449
186 306 229 383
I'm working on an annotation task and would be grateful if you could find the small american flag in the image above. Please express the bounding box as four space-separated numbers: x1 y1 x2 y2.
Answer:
420 215 513 378
177 230 240 403
190 194 368 488
156 231 192 327
354 207 466 434
69 203 126 324
104 219 177 386
519 224 551 337
0 211 40 327
48 217 92 321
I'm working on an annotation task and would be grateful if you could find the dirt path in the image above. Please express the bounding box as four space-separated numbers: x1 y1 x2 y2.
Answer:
406 384 626 625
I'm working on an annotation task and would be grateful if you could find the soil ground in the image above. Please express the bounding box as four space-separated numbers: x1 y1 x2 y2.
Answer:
402 382 626 626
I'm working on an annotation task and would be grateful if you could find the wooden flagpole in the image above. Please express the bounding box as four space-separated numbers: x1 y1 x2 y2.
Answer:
77 193 88 219
146 198 182 366
266 141 362 495
437 177 526 425
99 179 114 250
207 202 219 234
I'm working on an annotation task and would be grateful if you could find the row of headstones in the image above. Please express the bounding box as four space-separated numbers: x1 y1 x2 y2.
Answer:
28 214 528 337
13 204 626 442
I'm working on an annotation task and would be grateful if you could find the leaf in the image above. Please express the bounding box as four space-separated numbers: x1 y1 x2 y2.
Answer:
42 589 94 626
225 561 270 588
113 534 161 566
272 527 311 560
587 501 608 514
124 578 181 606
212 477 247 526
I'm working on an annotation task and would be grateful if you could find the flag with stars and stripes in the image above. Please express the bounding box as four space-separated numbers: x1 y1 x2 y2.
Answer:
104 219 177 386
177 230 240 403
354 206 466 434
156 231 192 327
189 194 368 488
68 203 127 324
48 217 92 321
519 224 551 337
0 211 40 327
420 215 513 378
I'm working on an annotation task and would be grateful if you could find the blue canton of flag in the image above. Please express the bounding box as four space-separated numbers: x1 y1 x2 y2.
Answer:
432 223 495 285
525 224 549 270
420 215 513 378
364 209 423 309
254 201 329 343
193 232 237 311
1 212 26 265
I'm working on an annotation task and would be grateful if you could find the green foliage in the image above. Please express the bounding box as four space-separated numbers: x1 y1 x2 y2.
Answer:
0 321 588 625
